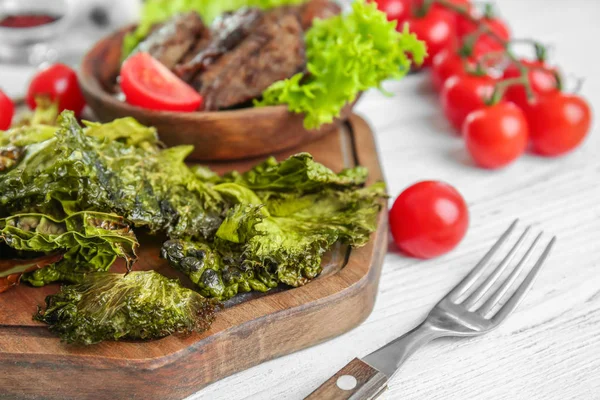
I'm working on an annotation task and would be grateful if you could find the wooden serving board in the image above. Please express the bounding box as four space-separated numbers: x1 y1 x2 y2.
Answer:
0 114 388 400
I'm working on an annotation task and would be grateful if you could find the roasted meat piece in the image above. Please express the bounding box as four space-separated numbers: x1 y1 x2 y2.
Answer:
194 10 305 110
131 12 208 70
175 8 263 81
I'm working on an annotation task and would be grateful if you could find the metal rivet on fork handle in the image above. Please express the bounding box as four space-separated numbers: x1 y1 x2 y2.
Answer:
336 375 358 391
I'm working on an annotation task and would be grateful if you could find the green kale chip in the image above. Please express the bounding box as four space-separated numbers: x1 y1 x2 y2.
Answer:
163 154 386 300
2 112 386 345
219 153 368 192
35 271 216 345
0 111 224 239
216 183 386 287
0 212 138 286
161 237 274 301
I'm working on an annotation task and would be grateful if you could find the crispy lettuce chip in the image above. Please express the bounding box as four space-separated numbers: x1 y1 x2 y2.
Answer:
0 111 223 239
0 212 138 287
164 154 386 300
219 153 368 192
2 113 386 344
35 271 216 344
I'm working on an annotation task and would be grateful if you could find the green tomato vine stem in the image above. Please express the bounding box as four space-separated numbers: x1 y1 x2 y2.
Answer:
423 0 546 105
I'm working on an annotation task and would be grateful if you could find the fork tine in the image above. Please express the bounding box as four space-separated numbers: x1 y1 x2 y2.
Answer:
461 226 531 309
449 219 519 300
478 232 543 317
491 237 556 324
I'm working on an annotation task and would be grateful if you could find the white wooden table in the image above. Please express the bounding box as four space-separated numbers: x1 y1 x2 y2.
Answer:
1 0 598 399
201 1 600 398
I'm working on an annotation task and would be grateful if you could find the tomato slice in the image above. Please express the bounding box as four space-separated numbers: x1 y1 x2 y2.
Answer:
120 52 203 112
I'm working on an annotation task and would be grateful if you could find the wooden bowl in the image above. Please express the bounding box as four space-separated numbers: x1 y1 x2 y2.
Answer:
79 27 357 161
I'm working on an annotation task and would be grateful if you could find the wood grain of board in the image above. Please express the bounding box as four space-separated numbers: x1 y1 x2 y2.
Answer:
0 115 388 400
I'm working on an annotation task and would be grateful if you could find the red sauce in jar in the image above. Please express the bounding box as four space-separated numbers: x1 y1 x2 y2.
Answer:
0 14 59 28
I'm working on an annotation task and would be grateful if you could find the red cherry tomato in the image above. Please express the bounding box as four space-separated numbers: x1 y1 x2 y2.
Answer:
0 90 15 130
458 16 510 55
463 103 529 169
525 92 591 156
432 0 471 25
503 60 559 111
370 0 412 24
390 181 469 259
121 52 203 112
441 74 495 131
406 9 456 68
413 0 470 19
431 49 477 91
26 64 86 116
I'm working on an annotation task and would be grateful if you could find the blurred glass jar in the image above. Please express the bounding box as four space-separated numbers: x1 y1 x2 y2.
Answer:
0 0 76 65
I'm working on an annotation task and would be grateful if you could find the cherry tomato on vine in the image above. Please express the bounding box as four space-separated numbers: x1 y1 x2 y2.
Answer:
525 92 591 156
412 0 471 19
432 0 471 25
406 8 457 68
370 0 412 24
441 74 496 131
390 181 469 259
431 48 478 91
503 60 559 111
0 90 15 130
463 103 529 169
458 16 510 55
26 64 86 116
121 52 203 112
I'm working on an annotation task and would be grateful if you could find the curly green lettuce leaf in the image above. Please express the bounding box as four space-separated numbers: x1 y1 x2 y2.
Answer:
35 271 216 345
0 212 139 286
0 111 223 238
257 0 427 129
122 0 307 58
220 153 368 192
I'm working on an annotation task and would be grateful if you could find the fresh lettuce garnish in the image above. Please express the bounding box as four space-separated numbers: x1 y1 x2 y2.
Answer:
257 0 427 129
122 0 307 58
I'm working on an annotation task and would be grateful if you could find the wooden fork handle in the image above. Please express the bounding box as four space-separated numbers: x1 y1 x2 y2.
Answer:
305 358 388 400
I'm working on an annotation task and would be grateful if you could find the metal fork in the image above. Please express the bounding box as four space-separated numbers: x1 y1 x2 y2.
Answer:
306 220 556 400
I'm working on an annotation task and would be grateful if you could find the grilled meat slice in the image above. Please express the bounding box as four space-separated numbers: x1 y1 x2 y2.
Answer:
175 8 263 81
194 10 305 111
131 12 207 70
